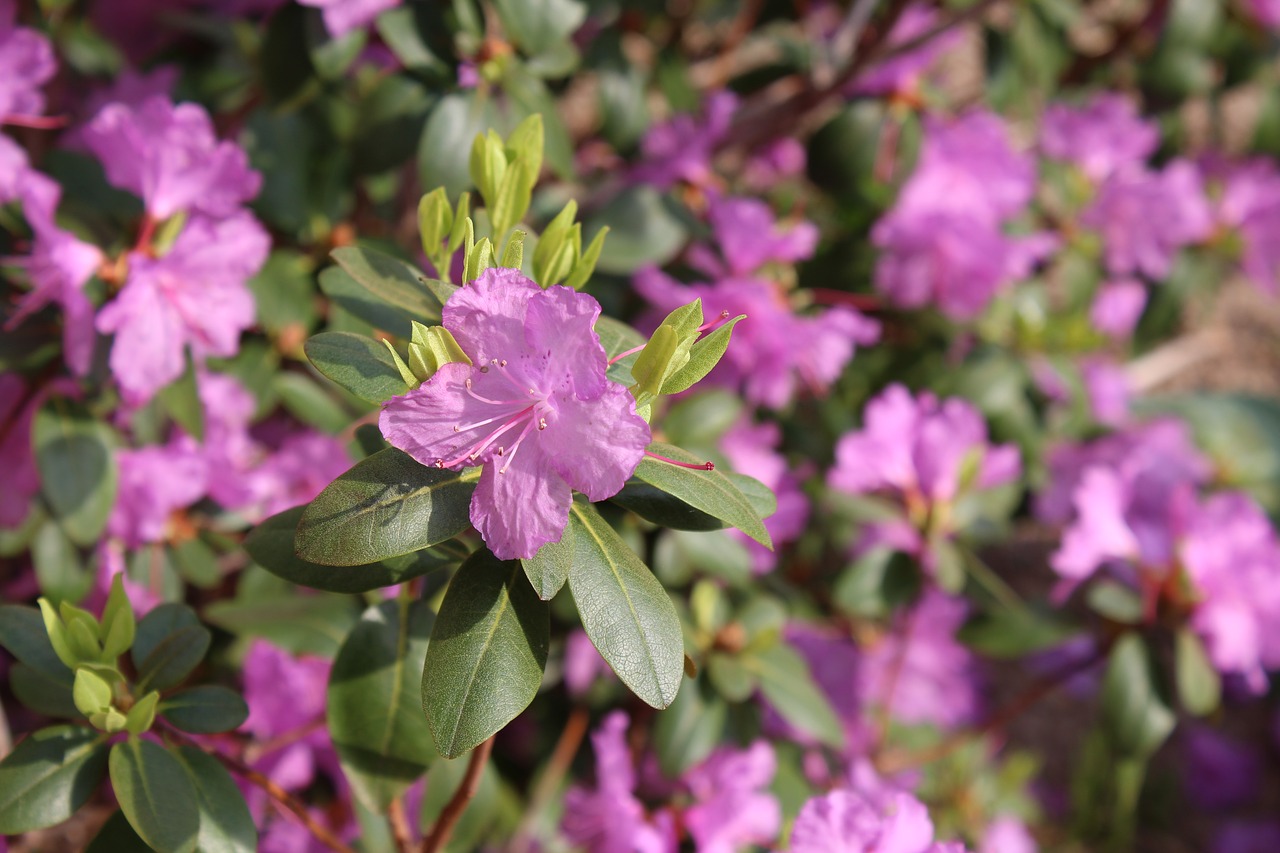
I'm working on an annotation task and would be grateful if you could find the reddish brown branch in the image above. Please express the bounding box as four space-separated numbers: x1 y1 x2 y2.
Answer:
510 706 591 853
388 797 414 853
420 736 495 853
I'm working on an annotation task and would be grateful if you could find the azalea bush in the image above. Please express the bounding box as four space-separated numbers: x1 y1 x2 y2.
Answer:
4 0 1280 851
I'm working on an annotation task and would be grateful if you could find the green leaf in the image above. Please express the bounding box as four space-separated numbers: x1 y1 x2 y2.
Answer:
652 677 727 776
296 448 476 566
422 550 549 758
87 810 152 852
661 315 745 395
0 603 71 672
596 316 646 384
100 573 136 659
124 691 159 735
273 372 352 434
159 686 250 734
419 93 500 199
135 624 211 692
1174 628 1221 717
10 663 78 717
563 224 607 290
1086 581 1144 624
566 500 684 709
171 746 258 853
31 519 92 605
1102 633 1175 758
746 643 845 749
630 324 685 407
583 186 686 275
706 652 756 702
319 266 413 338
109 737 200 853
330 599 437 811
610 482 724 531
247 250 319 338
73 667 113 716
305 332 409 404
634 442 772 548
247 506 455 593
958 607 1076 659
521 524 574 600
34 398 118 546
156 357 204 441
0 726 110 834
331 247 443 324
493 0 585 57
203 590 359 658
131 604 201 668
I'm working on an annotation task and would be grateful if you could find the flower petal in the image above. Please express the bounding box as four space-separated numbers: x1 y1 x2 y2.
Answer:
541 383 650 501
443 268 540 363
522 284 607 396
470 443 573 560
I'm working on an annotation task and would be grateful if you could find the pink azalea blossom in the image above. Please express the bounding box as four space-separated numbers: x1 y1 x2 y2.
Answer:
1215 821 1280 853
1212 158 1280 294
298 0 400 38
979 817 1037 853
1080 161 1212 280
96 212 270 404
744 137 806 189
635 267 879 409
83 96 261 220
1040 94 1159 183
789 788 939 853
1241 0 1280 27
1080 358 1131 427
563 628 614 696
562 711 677 853
380 269 650 560
0 0 55 120
720 418 809 573
683 741 780 852
690 196 819 278
632 92 737 190
848 2 963 97
107 441 208 548
1090 280 1147 338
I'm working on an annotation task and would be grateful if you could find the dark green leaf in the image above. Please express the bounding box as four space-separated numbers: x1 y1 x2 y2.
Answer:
247 250 319 337
32 520 91 605
305 332 409 404
156 357 204 441
248 506 454 593
204 593 359 658
0 604 71 672
331 246 442 324
958 607 1077 659
584 186 686 275
159 686 250 734
87 810 152 852
171 746 257 853
330 599 437 811
0 726 110 834
1102 633 1175 758
521 524 573 600
567 500 684 709
352 75 434 175
109 738 199 853
746 643 845 749
33 398 118 546
10 663 78 717
652 677 726 776
132 604 202 669
634 442 771 547
611 481 723 531
296 448 475 566
319 266 413 338
1174 628 1221 717
422 550 549 758
274 372 352 434
136 624 211 692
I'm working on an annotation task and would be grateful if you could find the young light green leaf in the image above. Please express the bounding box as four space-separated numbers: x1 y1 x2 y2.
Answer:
563 225 608 290
490 152 537 240
1102 633 1176 758
0 726 110 834
306 332 411 403
37 598 80 668
1175 627 1221 717
100 574 136 660
660 315 745 395
124 691 159 735
505 113 544 183
447 192 472 255
295 448 475 566
407 322 471 384
418 187 454 257
501 229 525 269
629 324 684 408
634 442 772 548
567 500 684 709
384 339 420 388
110 737 200 853
73 667 113 717
329 599 437 811
469 130 508 206
533 199 577 285
422 550 549 758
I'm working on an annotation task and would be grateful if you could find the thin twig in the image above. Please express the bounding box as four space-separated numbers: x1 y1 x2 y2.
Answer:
420 736 495 853
509 706 591 853
389 797 415 853
875 641 1110 775
158 724 356 853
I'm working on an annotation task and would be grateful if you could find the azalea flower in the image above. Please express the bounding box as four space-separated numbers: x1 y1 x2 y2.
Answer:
297 0 400 38
1040 94 1159 183
380 269 651 560
0 0 55 121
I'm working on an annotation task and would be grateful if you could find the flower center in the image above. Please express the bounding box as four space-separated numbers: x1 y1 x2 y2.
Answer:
433 364 552 472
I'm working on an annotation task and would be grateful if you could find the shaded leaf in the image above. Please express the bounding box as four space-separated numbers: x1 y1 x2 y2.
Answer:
159 686 250 734
34 398 118 546
0 726 110 834
746 643 845 749
172 746 257 853
331 246 442 324
109 738 199 853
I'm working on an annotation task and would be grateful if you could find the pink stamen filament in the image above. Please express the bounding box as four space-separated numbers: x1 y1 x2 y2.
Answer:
607 344 645 366
464 378 528 406
453 405 532 435
645 451 714 470
498 419 539 473
3 113 68 130
438 409 532 468
607 311 735 367
695 310 732 334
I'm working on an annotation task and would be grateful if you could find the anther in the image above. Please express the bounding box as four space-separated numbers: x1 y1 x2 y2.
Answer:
479 365 489 373
496 447 505 456
538 417 547 430
433 459 444 468
499 359 508 367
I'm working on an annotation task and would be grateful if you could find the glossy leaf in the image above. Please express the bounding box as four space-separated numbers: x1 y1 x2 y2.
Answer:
159 686 250 734
0 726 110 834
567 500 684 709
109 737 200 853
633 442 772 548
33 398 118 547
247 506 454 593
296 448 476 566
422 550 549 758
171 746 258 853
305 332 409 403
330 599 437 811
131 604 202 668
319 266 413 338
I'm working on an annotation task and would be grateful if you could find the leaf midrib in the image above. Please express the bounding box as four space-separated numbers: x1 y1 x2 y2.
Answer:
439 567 515 755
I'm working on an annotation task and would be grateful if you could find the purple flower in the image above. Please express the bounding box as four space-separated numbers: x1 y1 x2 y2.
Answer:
6 173 103 376
96 212 269 404
1213 159 1280 294
380 269 650 560
849 3 962 97
0 1 55 120
978 816 1036 853
83 96 261 220
562 712 677 853
1215 821 1280 853
830 384 1020 510
1089 280 1147 339
107 441 208 548
683 742 780 853
297 0 399 37
1080 161 1212 280
632 92 737 190
0 133 30 203
1241 0 1280 27
635 267 878 409
1040 95 1159 183
691 196 819 277
720 419 809 573
0 374 40 529
243 640 335 793
563 628 614 696
744 137 806 189
1180 726 1261 811
789 788 936 853
1080 358 1130 427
